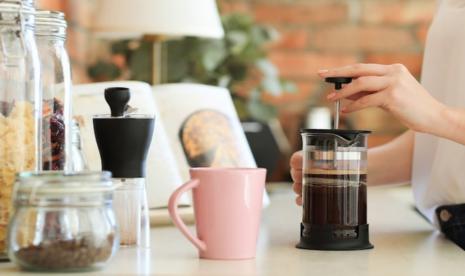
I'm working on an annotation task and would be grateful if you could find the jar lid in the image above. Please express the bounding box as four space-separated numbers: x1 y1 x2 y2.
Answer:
0 0 35 27
0 0 34 13
15 171 116 195
35 10 67 38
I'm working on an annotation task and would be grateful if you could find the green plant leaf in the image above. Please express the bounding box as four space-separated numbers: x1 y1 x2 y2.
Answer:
232 96 250 120
265 26 280 42
250 25 271 45
165 40 189 83
256 59 278 77
128 42 152 83
111 40 130 55
223 13 253 31
87 61 121 81
201 40 227 71
228 62 248 82
227 30 249 55
281 80 298 93
218 75 231 88
261 77 281 96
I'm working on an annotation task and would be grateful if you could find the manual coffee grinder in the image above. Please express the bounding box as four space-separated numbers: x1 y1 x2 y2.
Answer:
94 87 154 248
297 77 373 250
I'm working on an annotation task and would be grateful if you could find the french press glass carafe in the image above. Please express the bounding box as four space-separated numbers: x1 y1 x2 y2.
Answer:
297 130 373 250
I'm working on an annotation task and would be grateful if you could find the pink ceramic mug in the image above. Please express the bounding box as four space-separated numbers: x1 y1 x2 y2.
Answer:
168 167 266 260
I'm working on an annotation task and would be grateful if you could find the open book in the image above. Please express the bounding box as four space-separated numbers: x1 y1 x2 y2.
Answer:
73 82 269 225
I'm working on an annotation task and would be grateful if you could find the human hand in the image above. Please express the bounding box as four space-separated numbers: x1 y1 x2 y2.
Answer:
290 151 303 206
319 63 446 134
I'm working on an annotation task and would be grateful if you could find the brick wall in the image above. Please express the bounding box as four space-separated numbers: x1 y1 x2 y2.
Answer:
219 0 435 147
37 0 436 147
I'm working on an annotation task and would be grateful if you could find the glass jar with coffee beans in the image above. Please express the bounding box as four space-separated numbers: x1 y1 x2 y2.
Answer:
7 171 119 272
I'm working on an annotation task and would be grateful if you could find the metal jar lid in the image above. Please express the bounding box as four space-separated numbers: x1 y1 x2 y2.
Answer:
0 0 34 10
0 0 35 27
35 10 67 39
15 171 115 196
13 171 118 208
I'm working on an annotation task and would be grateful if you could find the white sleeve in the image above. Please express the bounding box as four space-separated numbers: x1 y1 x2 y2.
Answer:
412 133 465 229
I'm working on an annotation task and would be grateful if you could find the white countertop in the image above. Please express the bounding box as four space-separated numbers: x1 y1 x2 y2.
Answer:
1 184 463 276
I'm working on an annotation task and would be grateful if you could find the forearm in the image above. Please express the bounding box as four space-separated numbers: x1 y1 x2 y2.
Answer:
367 130 414 186
429 106 465 146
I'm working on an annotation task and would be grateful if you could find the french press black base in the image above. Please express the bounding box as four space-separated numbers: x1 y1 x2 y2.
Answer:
297 224 373 251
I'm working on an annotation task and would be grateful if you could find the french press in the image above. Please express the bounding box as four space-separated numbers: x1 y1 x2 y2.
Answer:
297 78 373 250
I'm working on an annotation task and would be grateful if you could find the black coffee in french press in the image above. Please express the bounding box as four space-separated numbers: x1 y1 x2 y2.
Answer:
297 78 373 251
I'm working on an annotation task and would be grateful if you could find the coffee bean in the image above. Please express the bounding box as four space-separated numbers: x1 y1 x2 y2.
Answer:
13 234 115 271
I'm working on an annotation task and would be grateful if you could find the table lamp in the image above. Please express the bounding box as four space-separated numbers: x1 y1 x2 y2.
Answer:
92 0 224 84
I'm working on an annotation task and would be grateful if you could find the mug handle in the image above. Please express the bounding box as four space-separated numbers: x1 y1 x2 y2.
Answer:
168 179 206 251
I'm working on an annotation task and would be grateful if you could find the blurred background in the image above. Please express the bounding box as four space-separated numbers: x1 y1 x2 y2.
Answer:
37 0 435 181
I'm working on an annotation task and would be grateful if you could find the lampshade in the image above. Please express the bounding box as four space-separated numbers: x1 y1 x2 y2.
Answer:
93 0 224 39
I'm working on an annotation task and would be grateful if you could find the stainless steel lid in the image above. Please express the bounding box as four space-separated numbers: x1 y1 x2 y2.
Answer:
0 0 34 10
301 129 371 141
14 171 118 207
0 0 35 27
15 171 115 195
35 10 66 38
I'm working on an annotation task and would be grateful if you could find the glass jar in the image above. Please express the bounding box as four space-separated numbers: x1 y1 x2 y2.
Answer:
35 10 72 171
8 171 119 271
0 0 41 259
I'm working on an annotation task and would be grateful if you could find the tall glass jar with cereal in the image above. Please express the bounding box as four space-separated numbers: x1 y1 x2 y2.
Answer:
0 0 41 259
